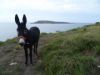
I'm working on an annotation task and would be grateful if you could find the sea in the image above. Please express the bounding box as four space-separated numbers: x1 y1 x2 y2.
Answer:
0 23 90 41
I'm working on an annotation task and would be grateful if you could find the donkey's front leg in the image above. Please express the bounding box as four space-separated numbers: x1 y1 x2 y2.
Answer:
24 46 28 65
29 46 33 64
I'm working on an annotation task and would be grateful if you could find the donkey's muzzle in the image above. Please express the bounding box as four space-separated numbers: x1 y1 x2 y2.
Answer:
19 38 25 46
19 43 24 46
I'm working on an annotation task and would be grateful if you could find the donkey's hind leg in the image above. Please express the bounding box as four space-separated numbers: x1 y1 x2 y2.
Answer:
34 43 39 57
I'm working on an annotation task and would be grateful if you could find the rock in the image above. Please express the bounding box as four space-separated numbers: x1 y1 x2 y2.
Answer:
9 62 17 66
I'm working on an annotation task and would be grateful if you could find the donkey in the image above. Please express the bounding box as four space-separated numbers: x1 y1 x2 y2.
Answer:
15 14 40 64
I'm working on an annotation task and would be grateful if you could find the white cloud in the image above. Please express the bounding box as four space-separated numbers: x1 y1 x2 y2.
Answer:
0 0 82 12
0 0 100 22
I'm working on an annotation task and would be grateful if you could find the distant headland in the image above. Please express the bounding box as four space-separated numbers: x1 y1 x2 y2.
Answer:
31 20 70 24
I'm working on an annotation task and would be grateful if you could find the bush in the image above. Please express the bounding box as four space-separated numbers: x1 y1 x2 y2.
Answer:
0 41 5 46
96 22 100 25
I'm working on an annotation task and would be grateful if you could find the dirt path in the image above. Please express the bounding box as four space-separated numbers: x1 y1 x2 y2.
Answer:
23 66 34 75
22 36 47 75
22 53 39 75
14 46 40 75
23 62 36 75
0 42 38 75
0 35 51 75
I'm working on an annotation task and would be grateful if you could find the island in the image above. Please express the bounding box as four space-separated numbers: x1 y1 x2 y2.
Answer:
31 20 70 24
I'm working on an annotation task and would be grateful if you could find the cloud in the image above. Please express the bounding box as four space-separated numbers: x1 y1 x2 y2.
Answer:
0 0 82 12
0 0 100 22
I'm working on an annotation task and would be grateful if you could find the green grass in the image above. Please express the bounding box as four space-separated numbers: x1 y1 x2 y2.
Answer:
38 23 100 75
0 38 17 46
0 41 5 46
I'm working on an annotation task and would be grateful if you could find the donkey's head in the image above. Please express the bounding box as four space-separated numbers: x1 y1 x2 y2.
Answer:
15 14 28 46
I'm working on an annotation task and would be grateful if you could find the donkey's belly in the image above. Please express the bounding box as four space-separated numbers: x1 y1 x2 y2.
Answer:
29 27 40 44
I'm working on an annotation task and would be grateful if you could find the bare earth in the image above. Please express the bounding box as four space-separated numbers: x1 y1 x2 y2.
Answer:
0 35 50 75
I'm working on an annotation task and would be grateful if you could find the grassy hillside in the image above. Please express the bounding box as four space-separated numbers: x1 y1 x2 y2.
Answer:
36 23 100 75
0 23 100 75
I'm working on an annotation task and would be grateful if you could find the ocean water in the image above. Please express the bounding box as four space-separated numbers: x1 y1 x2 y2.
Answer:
0 23 89 41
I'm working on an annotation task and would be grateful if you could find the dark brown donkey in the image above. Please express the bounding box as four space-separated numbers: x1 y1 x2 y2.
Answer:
15 14 40 64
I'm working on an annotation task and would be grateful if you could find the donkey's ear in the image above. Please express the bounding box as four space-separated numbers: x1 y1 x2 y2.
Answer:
23 14 27 25
15 14 20 25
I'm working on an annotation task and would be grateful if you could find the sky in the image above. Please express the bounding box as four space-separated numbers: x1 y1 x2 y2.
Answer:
0 0 100 23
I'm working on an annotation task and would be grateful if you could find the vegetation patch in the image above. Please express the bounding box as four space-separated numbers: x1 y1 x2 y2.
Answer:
38 23 100 75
